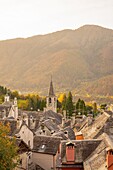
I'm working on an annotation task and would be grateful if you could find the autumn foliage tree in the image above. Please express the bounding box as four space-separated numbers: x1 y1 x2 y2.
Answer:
58 93 67 111
0 123 18 170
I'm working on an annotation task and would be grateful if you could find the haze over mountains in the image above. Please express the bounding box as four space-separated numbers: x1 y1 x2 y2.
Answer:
0 25 113 96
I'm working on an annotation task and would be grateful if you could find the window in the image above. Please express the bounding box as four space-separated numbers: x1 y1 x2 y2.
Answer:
49 98 51 103
19 159 22 165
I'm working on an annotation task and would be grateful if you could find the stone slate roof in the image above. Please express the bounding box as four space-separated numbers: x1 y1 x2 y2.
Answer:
21 110 62 132
52 126 75 140
14 121 34 136
57 139 101 167
84 133 113 170
78 117 89 131
63 119 71 128
33 135 61 155
44 110 62 125
17 110 62 133
63 126 75 140
16 138 30 153
80 111 111 139
35 164 45 170
52 131 68 140
2 101 13 107
23 111 43 131
41 119 60 132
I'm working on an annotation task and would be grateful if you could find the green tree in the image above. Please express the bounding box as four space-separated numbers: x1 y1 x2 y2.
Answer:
85 105 93 114
0 123 18 170
76 98 86 115
100 103 107 110
66 91 74 117
93 102 97 113
0 86 7 95
11 91 19 99
18 99 29 110
40 98 46 111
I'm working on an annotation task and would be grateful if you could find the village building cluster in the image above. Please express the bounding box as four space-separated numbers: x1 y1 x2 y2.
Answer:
0 80 113 170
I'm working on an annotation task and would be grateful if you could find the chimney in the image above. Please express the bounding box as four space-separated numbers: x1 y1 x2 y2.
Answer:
66 141 75 163
87 114 93 126
75 131 84 140
14 97 17 106
107 149 113 170
4 94 10 102
63 110 67 119
71 115 75 128
17 117 22 129
62 118 65 128
14 98 18 120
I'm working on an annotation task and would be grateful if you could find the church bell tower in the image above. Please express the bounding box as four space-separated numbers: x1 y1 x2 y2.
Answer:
46 77 57 112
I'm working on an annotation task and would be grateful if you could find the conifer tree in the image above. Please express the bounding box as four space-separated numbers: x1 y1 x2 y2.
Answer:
66 91 74 117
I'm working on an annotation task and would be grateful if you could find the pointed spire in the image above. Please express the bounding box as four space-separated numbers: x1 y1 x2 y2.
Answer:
49 76 55 96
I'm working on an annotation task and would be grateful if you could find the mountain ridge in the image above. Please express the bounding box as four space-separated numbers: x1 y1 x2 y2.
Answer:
0 25 113 95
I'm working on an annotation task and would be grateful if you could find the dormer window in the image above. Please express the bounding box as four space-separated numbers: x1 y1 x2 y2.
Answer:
43 130 45 134
30 116 33 119
39 144 46 152
41 144 45 149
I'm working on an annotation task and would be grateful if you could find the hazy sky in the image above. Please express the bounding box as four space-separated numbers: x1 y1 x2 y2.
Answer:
0 0 113 40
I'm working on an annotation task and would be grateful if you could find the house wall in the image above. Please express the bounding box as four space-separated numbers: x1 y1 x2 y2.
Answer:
37 125 51 135
19 125 33 149
8 107 15 118
15 152 27 170
33 152 53 170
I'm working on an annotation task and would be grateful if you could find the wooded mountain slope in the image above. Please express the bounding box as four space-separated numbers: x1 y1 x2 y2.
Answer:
0 25 113 95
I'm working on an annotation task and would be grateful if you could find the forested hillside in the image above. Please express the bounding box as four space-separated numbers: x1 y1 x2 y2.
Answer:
0 25 113 95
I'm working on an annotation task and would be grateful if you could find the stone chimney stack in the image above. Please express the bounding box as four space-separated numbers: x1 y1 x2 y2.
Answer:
4 94 10 102
62 118 65 128
14 97 18 120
